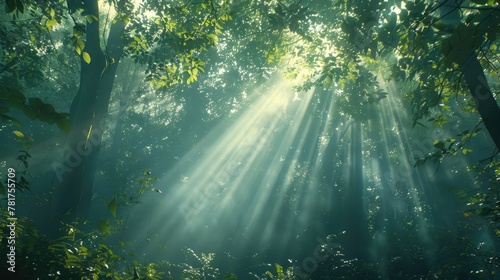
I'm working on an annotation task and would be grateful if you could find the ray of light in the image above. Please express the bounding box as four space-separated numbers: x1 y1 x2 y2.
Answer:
122 73 320 267
365 76 476 263
117 71 476 273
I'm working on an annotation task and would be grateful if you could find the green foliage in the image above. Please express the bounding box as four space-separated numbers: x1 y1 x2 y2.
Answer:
453 157 500 237
137 170 159 195
0 87 71 132
0 208 168 279
131 1 232 91
414 127 482 167
45 221 137 279
82 51 91 64
223 273 239 280
13 150 32 192
267 2 314 41
160 248 221 280
5 0 24 14
431 219 500 279
333 66 388 121
262 263 295 280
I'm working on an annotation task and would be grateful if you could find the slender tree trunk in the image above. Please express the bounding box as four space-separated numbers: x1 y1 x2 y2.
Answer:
437 0 500 150
460 51 500 150
49 0 127 235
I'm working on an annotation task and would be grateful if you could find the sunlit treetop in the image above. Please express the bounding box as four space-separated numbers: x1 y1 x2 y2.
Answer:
234 0 500 128
3 0 500 131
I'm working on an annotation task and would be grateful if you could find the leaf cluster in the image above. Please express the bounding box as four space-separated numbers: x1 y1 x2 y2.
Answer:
0 86 71 132
128 1 232 91
414 128 482 167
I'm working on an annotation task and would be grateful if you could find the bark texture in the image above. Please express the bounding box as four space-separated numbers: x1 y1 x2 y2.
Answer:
49 0 127 235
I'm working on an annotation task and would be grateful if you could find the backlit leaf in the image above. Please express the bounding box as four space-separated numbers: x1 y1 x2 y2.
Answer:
97 220 110 234
108 197 117 218
57 117 71 132
82 52 91 64
13 130 24 138
46 19 58 30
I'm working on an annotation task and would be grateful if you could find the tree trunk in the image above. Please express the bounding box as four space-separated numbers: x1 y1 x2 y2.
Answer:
49 0 127 235
460 51 500 150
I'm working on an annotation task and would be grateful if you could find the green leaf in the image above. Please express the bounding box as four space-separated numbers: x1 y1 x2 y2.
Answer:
76 39 85 54
86 15 98 23
97 220 110 234
82 52 91 64
13 130 24 138
57 118 71 132
8 94 26 109
108 197 117 218
275 263 283 274
462 148 473 155
433 140 445 150
414 158 427 167
63 208 72 216
23 106 38 119
6 0 16 13
29 97 43 111
38 103 56 122
16 0 24 13
75 44 81 55
46 18 58 30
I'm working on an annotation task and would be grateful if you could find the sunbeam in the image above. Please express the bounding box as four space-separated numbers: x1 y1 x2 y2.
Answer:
113 70 483 276
122 73 317 269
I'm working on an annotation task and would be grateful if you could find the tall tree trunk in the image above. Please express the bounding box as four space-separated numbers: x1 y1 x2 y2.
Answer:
49 0 127 236
460 51 500 150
